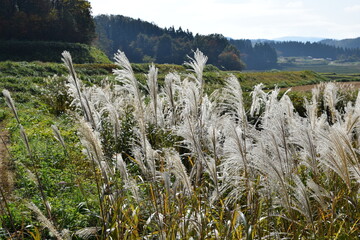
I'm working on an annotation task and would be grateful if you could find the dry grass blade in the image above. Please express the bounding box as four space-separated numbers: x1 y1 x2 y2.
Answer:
2 89 20 124
26 202 64 240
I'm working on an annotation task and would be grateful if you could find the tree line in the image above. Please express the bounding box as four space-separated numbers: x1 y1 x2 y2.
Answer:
269 41 360 61
94 15 249 70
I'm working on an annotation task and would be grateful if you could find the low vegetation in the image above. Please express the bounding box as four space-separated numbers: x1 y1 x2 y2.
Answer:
1 51 360 239
0 41 111 64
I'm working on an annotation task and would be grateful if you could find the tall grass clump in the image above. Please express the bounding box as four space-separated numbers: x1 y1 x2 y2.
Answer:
3 50 360 239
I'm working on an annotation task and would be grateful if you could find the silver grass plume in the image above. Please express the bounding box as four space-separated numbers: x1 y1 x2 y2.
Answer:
218 74 247 124
113 153 140 201
2 89 20 124
113 50 144 118
26 202 64 240
164 149 193 194
307 178 330 212
132 127 159 180
317 126 353 190
220 118 252 204
250 83 266 117
75 227 101 240
146 63 162 126
78 118 112 184
62 51 95 126
290 175 314 227
179 79 201 120
323 82 340 123
184 49 208 94
94 86 123 140
161 72 181 125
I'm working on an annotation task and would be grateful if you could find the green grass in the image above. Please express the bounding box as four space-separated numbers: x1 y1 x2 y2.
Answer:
0 40 112 64
278 57 360 74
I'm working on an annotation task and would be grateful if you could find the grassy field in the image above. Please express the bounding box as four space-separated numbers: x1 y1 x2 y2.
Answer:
278 56 360 73
1 54 360 239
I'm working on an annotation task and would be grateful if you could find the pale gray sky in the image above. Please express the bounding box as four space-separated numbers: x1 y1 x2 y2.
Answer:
88 0 360 40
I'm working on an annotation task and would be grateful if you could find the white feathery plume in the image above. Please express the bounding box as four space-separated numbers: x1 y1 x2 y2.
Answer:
307 178 330 211
164 149 193 194
250 83 266 117
94 86 124 140
113 50 145 120
75 227 101 240
316 125 353 189
146 63 162 126
323 82 340 123
220 119 253 202
62 51 95 127
78 118 112 184
217 74 246 124
161 72 181 126
184 49 208 91
2 89 20 124
290 175 314 226
178 78 201 120
132 127 159 180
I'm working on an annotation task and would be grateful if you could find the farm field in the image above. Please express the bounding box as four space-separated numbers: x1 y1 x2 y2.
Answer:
1 51 360 239
278 57 360 74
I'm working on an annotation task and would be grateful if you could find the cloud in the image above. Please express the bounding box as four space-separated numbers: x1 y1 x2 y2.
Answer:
88 0 360 39
344 5 360 12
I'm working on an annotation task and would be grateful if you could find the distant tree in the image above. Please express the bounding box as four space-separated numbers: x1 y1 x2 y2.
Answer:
229 39 278 70
218 45 245 70
155 34 173 63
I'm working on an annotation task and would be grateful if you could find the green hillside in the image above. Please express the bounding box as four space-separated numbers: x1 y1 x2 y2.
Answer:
0 40 111 64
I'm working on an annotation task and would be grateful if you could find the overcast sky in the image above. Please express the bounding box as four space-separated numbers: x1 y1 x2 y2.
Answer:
88 0 360 40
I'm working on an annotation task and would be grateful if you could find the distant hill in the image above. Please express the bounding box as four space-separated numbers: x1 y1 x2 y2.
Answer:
320 37 360 49
268 41 360 60
95 15 279 70
273 37 324 43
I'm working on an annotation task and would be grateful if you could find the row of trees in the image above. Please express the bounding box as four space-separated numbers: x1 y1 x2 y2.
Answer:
0 0 95 44
229 39 278 69
269 41 360 61
95 15 248 70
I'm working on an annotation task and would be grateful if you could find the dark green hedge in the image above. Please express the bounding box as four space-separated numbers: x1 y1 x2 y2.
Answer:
0 40 111 64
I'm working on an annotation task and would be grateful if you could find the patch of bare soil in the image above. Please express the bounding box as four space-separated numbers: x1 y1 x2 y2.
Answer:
282 81 360 92
0 124 14 195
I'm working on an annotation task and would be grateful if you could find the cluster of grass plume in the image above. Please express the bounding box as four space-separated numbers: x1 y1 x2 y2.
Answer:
2 50 360 239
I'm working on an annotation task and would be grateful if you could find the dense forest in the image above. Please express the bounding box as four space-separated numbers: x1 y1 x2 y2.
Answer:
320 37 360 49
268 41 360 61
229 39 278 69
0 0 95 44
94 14 248 70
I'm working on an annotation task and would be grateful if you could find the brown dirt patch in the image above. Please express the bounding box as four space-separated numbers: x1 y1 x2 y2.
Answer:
0 124 14 195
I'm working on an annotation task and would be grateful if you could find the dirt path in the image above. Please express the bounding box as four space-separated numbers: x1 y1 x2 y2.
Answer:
282 81 360 92
0 124 14 195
